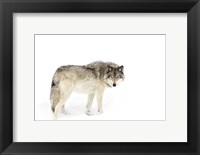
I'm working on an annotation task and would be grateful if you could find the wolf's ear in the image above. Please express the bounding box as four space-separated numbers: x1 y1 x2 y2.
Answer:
118 65 124 72
107 65 113 72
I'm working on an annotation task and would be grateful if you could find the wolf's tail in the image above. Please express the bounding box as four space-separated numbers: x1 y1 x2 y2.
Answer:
50 80 60 113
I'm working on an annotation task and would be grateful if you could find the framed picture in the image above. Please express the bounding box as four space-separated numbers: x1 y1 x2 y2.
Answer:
0 0 200 154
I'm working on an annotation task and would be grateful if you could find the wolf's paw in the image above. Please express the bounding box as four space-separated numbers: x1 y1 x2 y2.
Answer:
98 110 104 115
61 109 67 115
86 110 94 116
52 113 58 120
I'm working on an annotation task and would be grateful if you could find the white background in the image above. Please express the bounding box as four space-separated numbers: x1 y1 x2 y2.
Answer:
13 13 187 142
35 34 165 120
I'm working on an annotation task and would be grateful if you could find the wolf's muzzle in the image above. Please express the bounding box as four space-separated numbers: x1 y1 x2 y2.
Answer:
113 83 116 87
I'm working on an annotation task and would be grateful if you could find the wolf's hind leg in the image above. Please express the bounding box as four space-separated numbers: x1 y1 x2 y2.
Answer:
61 105 67 114
53 79 74 119
86 94 95 116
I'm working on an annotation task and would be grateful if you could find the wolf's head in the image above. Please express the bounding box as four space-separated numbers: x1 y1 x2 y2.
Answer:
103 65 125 87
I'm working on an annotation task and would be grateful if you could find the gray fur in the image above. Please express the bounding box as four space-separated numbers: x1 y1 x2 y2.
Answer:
50 61 125 119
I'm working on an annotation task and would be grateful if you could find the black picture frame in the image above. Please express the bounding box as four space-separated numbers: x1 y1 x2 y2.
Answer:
0 0 200 154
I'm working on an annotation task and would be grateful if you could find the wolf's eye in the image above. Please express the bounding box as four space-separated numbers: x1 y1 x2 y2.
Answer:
116 75 121 79
108 75 113 79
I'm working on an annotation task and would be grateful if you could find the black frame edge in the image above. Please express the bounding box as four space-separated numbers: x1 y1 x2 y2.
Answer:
0 1 198 13
0 0 3 152
1 0 13 154
187 1 199 153
197 1 200 154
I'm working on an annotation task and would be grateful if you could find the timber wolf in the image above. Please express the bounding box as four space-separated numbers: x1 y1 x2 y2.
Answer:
50 61 125 119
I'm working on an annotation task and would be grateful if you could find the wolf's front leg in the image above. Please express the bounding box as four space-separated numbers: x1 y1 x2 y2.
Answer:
96 87 105 114
86 94 95 115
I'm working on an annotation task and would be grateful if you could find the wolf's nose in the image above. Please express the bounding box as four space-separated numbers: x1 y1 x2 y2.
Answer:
113 83 116 87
